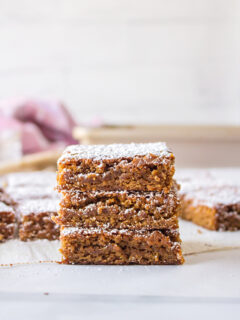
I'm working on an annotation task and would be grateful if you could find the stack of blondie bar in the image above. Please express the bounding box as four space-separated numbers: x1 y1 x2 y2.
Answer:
56 142 184 264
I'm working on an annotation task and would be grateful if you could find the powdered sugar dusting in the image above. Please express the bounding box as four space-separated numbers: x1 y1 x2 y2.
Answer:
184 185 240 207
0 201 14 213
61 226 177 237
58 142 171 162
177 167 240 207
6 186 59 202
64 188 177 200
62 227 131 236
5 171 56 188
18 199 59 216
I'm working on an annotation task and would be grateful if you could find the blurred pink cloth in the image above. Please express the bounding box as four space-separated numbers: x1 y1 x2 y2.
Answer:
0 99 77 154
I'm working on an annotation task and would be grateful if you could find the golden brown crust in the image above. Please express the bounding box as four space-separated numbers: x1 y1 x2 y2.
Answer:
180 197 217 230
177 168 240 231
181 196 240 231
180 187 240 231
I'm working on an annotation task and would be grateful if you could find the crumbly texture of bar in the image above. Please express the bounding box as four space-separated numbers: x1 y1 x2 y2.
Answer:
180 185 240 231
60 227 184 265
55 189 180 230
57 143 175 192
0 202 16 241
18 199 59 241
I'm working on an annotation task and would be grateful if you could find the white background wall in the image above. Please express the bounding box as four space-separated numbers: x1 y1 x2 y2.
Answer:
0 0 239 125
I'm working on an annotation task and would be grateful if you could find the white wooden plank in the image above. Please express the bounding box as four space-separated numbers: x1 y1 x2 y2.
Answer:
0 61 238 125
0 0 238 124
0 23 237 70
0 24 127 69
0 0 239 22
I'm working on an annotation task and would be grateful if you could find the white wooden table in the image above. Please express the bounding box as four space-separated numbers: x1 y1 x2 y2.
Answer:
0 249 239 320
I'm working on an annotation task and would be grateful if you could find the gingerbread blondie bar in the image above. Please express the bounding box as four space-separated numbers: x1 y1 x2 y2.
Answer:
177 168 240 230
55 188 180 230
0 201 16 241
181 185 240 231
18 198 59 241
60 227 184 265
57 143 175 192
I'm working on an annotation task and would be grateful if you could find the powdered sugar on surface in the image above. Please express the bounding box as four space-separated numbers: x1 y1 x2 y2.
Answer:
61 226 179 237
5 171 56 188
0 201 14 213
6 186 59 202
58 142 171 162
64 188 176 198
183 185 240 207
177 167 240 207
18 199 59 216
61 226 134 236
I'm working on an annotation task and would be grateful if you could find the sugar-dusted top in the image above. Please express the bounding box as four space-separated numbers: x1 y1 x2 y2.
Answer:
64 185 178 199
61 226 178 237
18 199 58 216
6 186 59 202
177 167 240 206
5 171 56 188
58 142 172 162
176 167 240 188
0 201 14 213
184 185 240 207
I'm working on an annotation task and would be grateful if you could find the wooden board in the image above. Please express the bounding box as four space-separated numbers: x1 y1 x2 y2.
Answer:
0 150 62 175
74 125 240 168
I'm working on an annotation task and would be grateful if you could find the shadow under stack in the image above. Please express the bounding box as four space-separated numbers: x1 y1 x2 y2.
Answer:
56 142 184 265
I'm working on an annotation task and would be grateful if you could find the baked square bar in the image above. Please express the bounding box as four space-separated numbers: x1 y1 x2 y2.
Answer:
0 201 16 241
60 227 184 265
181 185 240 231
55 188 180 230
18 199 60 241
57 142 175 192
177 168 240 230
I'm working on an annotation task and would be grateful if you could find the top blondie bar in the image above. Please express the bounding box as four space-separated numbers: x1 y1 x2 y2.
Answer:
57 142 175 192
